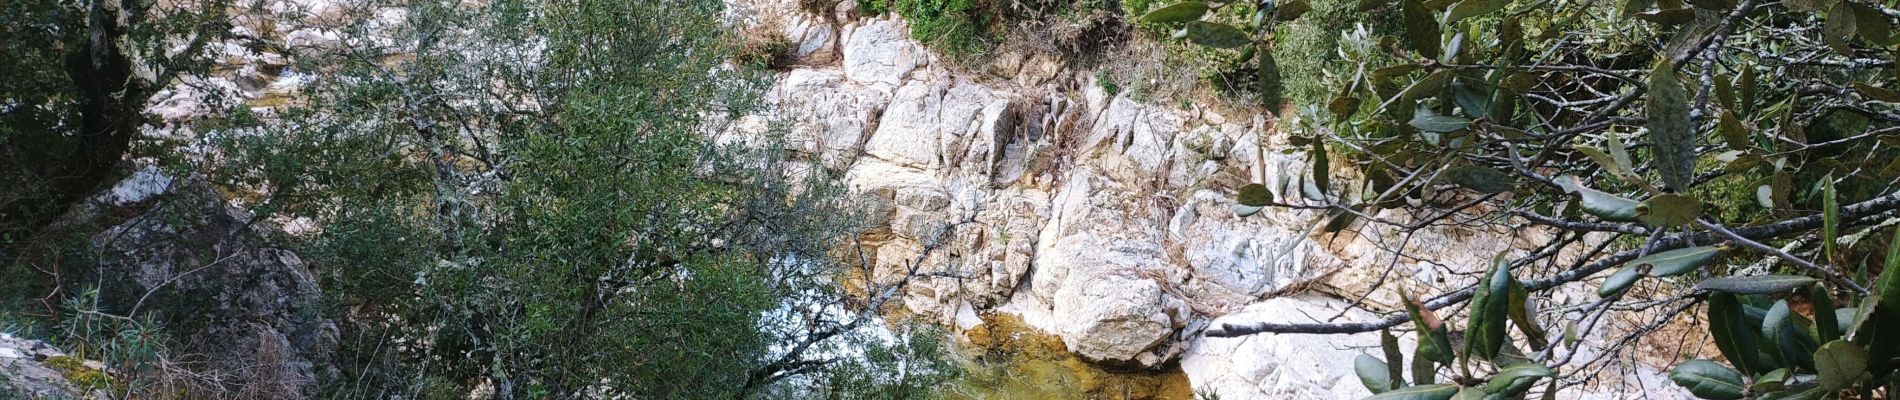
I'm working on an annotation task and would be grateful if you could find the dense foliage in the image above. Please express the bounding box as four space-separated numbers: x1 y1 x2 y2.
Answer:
1150 0 1900 398
2 0 958 398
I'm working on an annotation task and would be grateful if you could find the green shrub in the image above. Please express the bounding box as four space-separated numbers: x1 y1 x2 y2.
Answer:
1273 0 1402 108
871 0 998 56
1095 69 1121 96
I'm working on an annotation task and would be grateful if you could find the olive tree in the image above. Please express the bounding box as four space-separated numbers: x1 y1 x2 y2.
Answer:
202 0 956 398
1146 0 1900 398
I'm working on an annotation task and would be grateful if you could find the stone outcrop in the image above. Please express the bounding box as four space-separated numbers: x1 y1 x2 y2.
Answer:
739 0 1693 397
752 1 1350 370
0 333 106 399
64 166 339 398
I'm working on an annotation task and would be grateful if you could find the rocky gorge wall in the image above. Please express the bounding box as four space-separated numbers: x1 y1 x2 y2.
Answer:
731 0 1693 398
0 0 1694 396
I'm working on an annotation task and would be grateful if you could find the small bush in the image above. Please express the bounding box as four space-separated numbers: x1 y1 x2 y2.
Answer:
859 0 1023 57
735 32 798 71
1095 69 1120 96
799 0 838 15
895 0 995 56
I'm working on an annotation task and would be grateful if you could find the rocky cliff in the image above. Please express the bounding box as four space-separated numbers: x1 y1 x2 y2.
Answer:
733 0 1690 398
0 0 1690 396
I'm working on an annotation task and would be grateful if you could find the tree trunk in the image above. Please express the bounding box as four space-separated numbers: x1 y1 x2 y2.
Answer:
0 1 154 236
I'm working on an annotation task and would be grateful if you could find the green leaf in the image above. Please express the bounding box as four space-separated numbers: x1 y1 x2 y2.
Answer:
1599 265 1644 297
1141 2 1209 24
1444 0 1509 27
1720 152 1762 174
1753 368 1789 393
1633 246 1724 277
1826 1 1859 55
1639 194 1704 228
1313 140 1332 195
1668 360 1746 400
1331 91 1364 122
1846 297 1877 342
1444 165 1514 194
1852 81 1900 102
1410 113 1473 133
1257 44 1283 107
1505 279 1546 349
1606 131 1635 177
1646 61 1696 191
1777 101 1808 144
1402 0 1442 59
1695 275 1820 294
1713 73 1736 111
1451 84 1492 119
1574 146 1640 185
1708 293 1765 375
1467 254 1513 360
1811 286 1840 343
1739 68 1757 117
1718 113 1752 151
1365 383 1461 400
1233 204 1265 217
1833 307 1857 337
1850 1 1895 46
1870 226 1900 376
1758 386 1828 400
1323 204 1364 233
1357 354 1398 394
1555 175 1641 222
1823 173 1839 264
1412 346 1438 385
1404 290 1456 363
1455 386 1484 400
1763 300 1820 371
1382 329 1408 389
1813 340 1868 391
1238 183 1273 207
1394 70 1454 106
1484 363 1552 394
1185 21 1252 48
1276 0 1313 21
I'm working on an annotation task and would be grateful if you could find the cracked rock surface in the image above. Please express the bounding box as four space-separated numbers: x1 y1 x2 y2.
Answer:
731 0 1692 397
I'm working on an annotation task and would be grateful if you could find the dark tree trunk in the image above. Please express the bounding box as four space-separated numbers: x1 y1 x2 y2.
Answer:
0 1 155 236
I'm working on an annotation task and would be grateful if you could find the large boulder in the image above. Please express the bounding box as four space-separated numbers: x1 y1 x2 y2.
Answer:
81 166 337 398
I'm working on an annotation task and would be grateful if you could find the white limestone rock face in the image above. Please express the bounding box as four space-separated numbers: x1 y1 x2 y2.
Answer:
783 12 836 63
736 1 1696 397
770 68 883 171
1180 297 1388 399
840 18 924 90
1041 232 1191 368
